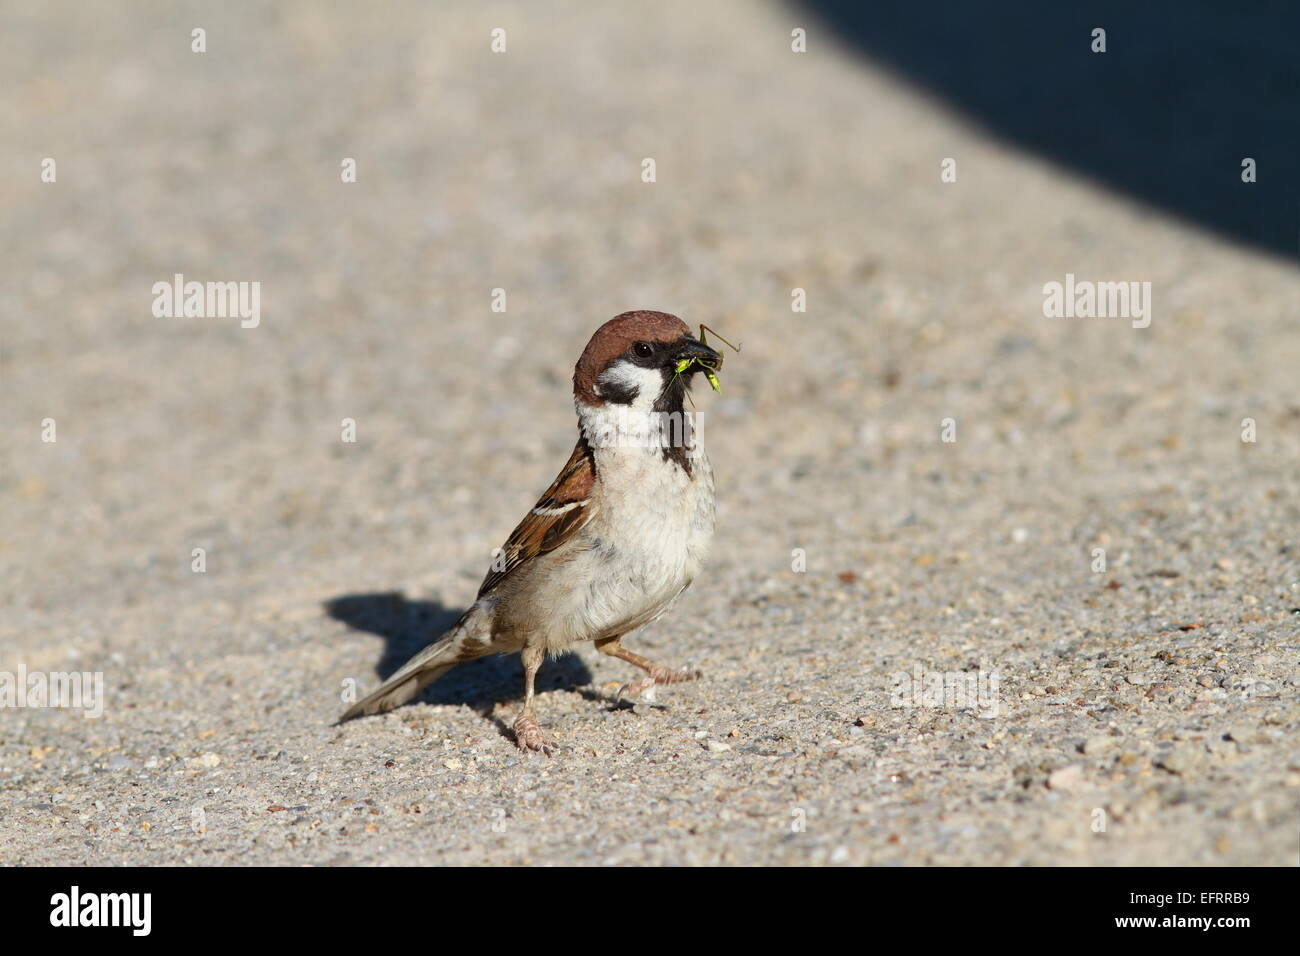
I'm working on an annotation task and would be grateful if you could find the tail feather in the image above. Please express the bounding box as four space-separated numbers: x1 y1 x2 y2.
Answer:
338 609 489 722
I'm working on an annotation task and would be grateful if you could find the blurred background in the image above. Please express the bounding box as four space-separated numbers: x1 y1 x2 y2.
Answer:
1 1 1297 866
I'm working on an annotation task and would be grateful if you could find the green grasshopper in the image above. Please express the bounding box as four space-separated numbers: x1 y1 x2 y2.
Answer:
673 323 740 395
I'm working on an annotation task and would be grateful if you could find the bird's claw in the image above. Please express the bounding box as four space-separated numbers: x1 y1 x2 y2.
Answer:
616 666 702 701
513 716 556 756
616 677 655 701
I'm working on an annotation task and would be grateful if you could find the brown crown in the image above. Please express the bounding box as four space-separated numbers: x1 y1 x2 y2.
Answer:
573 310 690 405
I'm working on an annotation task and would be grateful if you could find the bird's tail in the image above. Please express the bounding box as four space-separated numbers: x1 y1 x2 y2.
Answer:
338 609 489 722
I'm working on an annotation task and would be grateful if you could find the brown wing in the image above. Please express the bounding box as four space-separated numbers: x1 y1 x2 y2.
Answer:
476 437 597 598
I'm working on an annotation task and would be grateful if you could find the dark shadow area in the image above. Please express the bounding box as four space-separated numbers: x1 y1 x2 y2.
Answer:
796 0 1299 260
324 591 594 710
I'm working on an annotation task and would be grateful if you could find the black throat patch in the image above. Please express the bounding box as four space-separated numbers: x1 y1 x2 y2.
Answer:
653 369 694 475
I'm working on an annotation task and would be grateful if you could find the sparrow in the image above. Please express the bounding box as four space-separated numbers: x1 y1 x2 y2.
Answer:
339 310 724 755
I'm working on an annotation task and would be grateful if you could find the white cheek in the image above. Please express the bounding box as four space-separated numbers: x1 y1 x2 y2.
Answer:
597 361 664 409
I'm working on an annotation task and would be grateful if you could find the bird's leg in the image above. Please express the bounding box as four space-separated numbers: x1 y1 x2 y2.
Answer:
513 645 556 756
595 637 702 700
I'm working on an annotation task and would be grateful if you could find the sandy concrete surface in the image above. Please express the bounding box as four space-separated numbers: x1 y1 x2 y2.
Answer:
2 1 1298 866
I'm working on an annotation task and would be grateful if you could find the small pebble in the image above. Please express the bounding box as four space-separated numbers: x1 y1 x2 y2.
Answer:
1048 765 1084 790
1159 744 1204 776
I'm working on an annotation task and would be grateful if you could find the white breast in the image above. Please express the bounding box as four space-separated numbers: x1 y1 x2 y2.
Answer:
535 402 716 650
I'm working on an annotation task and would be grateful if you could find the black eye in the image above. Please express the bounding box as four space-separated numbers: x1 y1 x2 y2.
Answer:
632 342 653 359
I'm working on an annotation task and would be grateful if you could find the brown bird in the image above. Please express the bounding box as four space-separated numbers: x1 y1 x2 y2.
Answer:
339 311 723 754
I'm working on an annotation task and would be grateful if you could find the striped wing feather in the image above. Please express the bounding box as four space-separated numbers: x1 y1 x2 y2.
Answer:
476 438 596 598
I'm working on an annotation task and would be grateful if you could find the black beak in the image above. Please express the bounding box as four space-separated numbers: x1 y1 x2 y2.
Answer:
673 338 723 370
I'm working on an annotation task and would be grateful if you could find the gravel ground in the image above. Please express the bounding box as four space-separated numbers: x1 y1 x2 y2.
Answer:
2 1 1298 866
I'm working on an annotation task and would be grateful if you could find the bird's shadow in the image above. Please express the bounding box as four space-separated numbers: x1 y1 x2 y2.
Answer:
324 592 598 725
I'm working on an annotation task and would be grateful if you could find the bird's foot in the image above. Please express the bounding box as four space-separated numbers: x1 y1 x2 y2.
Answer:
616 665 702 701
513 715 557 756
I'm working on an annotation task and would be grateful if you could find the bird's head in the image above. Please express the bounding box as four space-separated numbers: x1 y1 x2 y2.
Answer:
573 310 723 412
